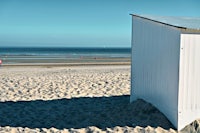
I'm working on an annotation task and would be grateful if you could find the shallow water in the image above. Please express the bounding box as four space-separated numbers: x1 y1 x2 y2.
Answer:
0 47 131 64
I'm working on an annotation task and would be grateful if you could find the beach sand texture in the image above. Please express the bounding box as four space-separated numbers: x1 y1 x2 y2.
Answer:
0 65 199 133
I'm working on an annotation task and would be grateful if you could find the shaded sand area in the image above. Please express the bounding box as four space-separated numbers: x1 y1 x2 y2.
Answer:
0 65 199 133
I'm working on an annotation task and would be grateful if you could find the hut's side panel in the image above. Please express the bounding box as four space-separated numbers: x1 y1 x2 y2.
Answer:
178 34 200 130
130 16 181 128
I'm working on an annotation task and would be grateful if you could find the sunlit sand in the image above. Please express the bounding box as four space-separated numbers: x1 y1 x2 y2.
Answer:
0 65 198 133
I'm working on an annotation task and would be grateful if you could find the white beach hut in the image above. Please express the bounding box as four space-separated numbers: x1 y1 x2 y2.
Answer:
130 14 200 130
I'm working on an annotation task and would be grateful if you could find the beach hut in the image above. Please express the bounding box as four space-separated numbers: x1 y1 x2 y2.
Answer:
130 14 200 130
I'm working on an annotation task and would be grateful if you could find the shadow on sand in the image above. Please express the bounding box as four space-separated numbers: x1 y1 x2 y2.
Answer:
0 95 173 130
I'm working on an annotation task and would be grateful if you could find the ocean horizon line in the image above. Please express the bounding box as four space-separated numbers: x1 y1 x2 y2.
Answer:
0 46 131 49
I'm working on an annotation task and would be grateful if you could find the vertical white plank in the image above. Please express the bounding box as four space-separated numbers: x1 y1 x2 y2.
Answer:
178 34 200 130
131 16 181 128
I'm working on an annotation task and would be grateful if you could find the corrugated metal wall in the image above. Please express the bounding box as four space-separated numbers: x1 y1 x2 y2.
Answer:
131 16 181 128
178 34 200 130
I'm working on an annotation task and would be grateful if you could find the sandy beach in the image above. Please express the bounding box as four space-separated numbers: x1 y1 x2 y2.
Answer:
0 65 199 133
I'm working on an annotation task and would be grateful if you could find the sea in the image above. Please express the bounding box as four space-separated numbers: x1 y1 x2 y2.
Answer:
0 47 131 64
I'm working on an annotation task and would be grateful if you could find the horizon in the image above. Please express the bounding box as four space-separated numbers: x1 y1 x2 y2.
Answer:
0 46 131 49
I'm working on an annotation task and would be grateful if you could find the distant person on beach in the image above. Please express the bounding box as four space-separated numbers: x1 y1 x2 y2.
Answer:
0 59 2 66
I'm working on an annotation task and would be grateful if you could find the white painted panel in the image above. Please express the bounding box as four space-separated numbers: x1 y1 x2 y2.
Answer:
178 34 200 130
131 16 181 128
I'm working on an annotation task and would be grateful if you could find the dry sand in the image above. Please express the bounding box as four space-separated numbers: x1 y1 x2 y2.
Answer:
0 65 199 133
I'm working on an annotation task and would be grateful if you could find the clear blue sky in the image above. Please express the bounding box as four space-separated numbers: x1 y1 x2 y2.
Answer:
0 0 199 47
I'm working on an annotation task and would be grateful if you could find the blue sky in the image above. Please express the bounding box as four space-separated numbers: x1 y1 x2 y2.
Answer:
0 0 199 47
